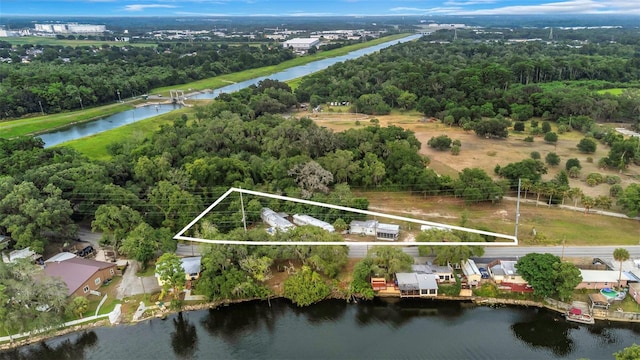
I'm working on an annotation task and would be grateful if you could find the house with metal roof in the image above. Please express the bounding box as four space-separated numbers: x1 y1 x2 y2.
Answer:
412 264 455 283
396 272 438 298
292 214 335 233
488 260 527 285
576 269 634 290
261 208 295 233
349 220 400 241
44 257 116 297
461 259 482 286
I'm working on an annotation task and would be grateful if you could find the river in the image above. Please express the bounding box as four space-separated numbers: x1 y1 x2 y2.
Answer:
40 34 422 148
3 299 638 359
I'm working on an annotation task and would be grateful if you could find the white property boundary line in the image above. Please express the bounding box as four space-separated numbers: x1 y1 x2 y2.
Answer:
174 187 518 246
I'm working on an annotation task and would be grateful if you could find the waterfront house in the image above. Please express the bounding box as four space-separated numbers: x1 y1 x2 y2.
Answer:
576 269 633 290
181 256 202 280
396 273 438 298
412 264 455 283
461 259 482 286
292 214 335 233
44 257 116 297
488 260 527 285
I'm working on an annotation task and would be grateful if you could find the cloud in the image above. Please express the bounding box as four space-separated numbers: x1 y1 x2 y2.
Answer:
450 0 640 15
444 0 499 5
124 4 178 11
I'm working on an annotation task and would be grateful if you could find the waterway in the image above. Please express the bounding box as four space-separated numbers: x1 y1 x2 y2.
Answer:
3 299 639 359
40 104 182 148
39 34 422 147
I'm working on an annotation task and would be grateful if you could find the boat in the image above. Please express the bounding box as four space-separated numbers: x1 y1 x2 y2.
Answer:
565 307 595 325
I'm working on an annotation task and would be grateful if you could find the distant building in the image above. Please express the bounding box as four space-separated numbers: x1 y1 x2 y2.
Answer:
2 247 41 264
261 208 295 233
292 214 335 233
282 38 320 53
34 23 106 34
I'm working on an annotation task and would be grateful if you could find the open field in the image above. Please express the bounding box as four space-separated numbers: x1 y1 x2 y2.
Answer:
2 37 155 47
310 110 640 200
151 33 411 95
357 191 640 246
0 102 136 139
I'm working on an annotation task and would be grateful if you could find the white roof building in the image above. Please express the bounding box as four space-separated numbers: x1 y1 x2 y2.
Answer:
261 208 295 233
292 214 335 233
282 38 320 53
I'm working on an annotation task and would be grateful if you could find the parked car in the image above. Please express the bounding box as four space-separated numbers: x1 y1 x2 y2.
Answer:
478 267 490 279
78 245 94 257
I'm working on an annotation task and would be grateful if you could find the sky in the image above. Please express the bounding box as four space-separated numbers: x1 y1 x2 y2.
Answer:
1 0 639 17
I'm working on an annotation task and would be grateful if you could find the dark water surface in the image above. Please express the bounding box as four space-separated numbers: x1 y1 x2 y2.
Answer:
3 299 639 360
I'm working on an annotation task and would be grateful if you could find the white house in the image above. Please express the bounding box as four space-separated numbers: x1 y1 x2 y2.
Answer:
349 220 399 241
282 38 320 53
261 208 295 233
488 260 527 285
576 269 634 290
412 264 455 283
292 214 335 233
396 273 439 298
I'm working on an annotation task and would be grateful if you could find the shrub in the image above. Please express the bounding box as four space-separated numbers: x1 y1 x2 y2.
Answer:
605 175 621 185
586 173 604 185
557 125 568 134
545 152 560 166
451 145 461 155
541 121 552 133
566 158 581 170
452 139 462 147
610 184 623 197
530 128 543 136
530 119 538 128
524 136 534 143
544 131 558 144
586 156 593 163
577 137 597 153
514 122 525 132
427 135 452 150
530 151 541 160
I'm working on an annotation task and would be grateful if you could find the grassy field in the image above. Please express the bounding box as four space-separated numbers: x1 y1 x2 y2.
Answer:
60 107 196 160
2 37 154 47
596 88 640 96
151 33 411 95
0 102 136 139
357 191 640 246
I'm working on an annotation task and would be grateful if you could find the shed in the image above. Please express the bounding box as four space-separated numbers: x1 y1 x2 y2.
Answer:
376 223 400 241
589 293 610 309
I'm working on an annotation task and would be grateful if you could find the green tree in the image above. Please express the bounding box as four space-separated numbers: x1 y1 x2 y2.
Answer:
617 183 640 217
541 121 552 133
473 118 510 138
516 253 581 301
566 158 582 171
416 229 485 266
545 152 560 166
283 265 331 306
427 135 452 150
156 253 186 300
120 222 164 269
613 248 630 289
544 131 558 144
577 137 597 153
92 204 143 256
66 296 89 319
239 255 273 282
614 344 640 360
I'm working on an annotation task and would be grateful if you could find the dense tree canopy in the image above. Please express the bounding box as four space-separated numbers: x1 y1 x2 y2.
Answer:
516 253 582 301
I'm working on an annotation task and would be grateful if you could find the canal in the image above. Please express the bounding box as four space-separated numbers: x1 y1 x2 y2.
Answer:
40 34 422 148
3 299 638 359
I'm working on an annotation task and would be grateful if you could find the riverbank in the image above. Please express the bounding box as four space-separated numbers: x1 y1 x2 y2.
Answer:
4 291 639 351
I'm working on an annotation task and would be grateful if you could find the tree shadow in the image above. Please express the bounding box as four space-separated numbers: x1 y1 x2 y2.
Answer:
0 331 98 360
171 312 198 358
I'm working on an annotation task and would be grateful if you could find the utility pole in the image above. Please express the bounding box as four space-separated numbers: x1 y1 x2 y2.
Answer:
78 97 83 110
515 178 521 240
240 188 247 232
38 101 44 115
117 89 122 103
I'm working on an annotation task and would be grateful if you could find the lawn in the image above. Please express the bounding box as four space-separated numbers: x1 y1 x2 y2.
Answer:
356 191 640 246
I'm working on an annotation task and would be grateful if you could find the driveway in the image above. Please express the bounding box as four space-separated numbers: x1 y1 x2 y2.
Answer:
116 260 161 300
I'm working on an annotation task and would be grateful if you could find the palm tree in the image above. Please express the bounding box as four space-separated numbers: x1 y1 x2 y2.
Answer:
613 248 630 290
521 179 532 201
567 187 583 208
581 195 595 214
